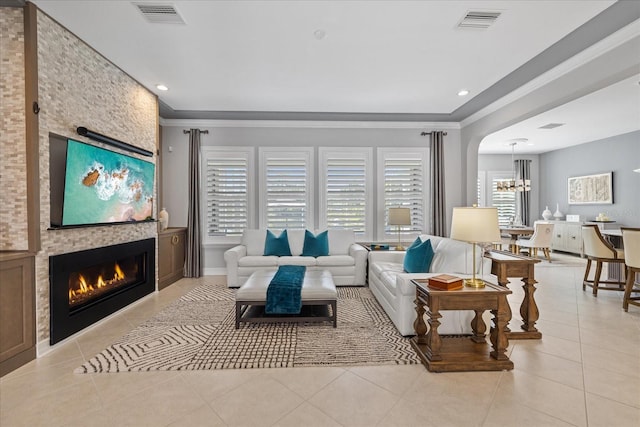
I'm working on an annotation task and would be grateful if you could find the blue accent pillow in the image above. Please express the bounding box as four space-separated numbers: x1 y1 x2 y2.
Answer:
302 230 329 257
403 237 434 273
264 230 292 256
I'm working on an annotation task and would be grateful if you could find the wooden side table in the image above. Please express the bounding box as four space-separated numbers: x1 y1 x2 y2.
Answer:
485 250 541 339
410 279 513 372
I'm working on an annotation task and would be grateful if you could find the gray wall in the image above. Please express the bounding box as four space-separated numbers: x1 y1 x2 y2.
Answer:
160 123 466 272
539 131 640 227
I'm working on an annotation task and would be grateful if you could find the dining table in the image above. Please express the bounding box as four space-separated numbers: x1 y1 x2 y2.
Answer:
500 226 534 253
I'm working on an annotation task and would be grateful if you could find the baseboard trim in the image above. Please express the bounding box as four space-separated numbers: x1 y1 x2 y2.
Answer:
204 267 227 276
1 347 36 377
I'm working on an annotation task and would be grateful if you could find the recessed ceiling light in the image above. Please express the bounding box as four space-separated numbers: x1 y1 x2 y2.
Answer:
458 89 469 96
314 29 326 40
156 84 169 91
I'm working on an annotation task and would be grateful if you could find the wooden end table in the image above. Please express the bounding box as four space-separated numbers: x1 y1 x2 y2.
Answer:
410 279 513 373
485 250 541 340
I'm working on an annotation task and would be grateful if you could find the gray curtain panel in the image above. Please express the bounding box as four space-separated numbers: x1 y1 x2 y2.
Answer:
185 129 202 277
430 131 446 237
515 159 531 226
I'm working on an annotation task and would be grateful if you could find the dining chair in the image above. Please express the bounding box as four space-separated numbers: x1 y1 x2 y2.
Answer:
621 227 640 311
581 224 625 296
516 222 554 262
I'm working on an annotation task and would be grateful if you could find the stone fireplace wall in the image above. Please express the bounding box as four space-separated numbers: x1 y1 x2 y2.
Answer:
35 11 158 351
0 8 28 251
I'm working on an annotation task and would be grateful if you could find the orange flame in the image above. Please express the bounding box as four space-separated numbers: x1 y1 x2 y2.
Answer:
78 274 93 292
114 263 125 281
69 262 131 305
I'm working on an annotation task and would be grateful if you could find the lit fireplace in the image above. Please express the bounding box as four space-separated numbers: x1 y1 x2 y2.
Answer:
68 258 141 309
49 238 155 344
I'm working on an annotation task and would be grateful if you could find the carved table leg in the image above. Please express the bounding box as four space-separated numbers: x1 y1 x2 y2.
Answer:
519 276 540 334
490 294 510 361
471 309 487 343
413 296 428 345
495 274 512 335
425 298 442 361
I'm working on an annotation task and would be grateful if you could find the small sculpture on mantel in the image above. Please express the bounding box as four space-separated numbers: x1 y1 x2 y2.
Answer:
159 207 169 230
553 203 563 220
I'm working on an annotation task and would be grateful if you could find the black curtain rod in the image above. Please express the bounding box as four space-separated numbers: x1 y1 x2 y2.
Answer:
183 129 209 134
420 131 448 136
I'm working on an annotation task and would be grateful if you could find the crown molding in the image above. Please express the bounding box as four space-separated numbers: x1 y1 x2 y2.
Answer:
159 118 461 130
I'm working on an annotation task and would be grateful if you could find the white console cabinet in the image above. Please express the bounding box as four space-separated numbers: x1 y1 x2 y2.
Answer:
549 221 584 256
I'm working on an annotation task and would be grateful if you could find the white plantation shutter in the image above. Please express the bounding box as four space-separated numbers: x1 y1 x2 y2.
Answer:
201 147 253 243
259 148 314 229
489 172 516 226
319 148 372 237
378 148 428 239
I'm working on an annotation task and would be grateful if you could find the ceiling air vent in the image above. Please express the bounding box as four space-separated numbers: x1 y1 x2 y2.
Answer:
538 123 565 130
133 3 185 24
457 11 501 29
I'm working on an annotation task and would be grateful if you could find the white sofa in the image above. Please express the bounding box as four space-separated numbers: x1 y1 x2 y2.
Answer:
224 229 368 288
368 234 492 336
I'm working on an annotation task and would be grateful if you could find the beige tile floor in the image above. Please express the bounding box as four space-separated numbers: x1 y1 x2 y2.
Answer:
2 253 639 426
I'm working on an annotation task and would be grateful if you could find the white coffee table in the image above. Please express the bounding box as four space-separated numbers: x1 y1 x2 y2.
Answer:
235 269 337 328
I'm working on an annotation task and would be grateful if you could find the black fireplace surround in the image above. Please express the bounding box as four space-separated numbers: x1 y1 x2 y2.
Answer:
49 238 155 344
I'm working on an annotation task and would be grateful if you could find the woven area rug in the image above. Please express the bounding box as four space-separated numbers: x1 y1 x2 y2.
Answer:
75 285 419 373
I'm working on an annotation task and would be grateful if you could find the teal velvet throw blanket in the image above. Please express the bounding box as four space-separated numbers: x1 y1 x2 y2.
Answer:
266 265 306 314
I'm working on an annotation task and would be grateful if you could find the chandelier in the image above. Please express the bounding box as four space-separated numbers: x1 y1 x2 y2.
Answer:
497 139 531 192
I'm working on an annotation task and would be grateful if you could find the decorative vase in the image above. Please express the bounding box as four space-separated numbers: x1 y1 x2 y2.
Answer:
542 206 552 220
553 203 563 220
159 207 169 230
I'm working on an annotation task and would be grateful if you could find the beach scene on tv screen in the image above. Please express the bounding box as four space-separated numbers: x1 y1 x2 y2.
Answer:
62 139 154 226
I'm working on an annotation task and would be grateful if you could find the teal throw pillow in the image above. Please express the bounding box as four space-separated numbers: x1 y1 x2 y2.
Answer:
302 230 329 257
403 237 434 273
264 230 292 256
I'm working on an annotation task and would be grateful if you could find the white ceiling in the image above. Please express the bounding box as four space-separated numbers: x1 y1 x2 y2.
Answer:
478 73 640 154
30 0 640 153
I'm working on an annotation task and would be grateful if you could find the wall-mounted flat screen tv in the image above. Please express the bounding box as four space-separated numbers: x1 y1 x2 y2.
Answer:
56 138 155 227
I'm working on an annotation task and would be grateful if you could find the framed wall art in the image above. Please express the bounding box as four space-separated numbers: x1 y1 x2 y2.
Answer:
568 172 613 205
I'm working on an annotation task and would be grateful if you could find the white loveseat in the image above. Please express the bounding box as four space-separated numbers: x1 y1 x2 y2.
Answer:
368 234 492 336
224 229 368 288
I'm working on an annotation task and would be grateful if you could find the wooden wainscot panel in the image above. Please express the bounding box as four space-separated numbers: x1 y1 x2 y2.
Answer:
0 252 36 376
158 227 187 289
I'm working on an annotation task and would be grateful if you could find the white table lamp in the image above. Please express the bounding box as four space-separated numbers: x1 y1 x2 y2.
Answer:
450 206 501 287
388 207 411 251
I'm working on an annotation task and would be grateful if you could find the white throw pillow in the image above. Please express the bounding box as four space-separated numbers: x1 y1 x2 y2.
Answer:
242 229 268 256
327 229 355 255
286 229 306 256
430 238 481 274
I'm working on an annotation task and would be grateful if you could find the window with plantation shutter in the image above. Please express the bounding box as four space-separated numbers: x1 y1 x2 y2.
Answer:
488 171 516 226
201 147 254 244
259 147 314 229
319 148 372 239
377 148 428 240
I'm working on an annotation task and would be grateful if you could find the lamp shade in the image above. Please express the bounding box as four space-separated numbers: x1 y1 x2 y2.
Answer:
388 207 411 226
450 207 501 243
